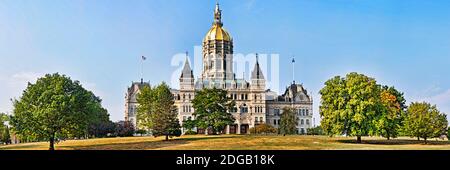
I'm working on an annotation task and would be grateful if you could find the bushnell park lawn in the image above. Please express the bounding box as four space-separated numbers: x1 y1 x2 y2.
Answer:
1 135 450 150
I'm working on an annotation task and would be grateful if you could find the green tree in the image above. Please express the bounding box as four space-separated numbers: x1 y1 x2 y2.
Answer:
136 85 153 130
320 72 380 143
192 88 235 135
137 82 181 140
10 73 107 150
447 128 450 140
182 117 197 134
0 113 11 144
403 102 448 144
86 102 113 138
2 127 11 145
279 107 298 135
374 88 403 140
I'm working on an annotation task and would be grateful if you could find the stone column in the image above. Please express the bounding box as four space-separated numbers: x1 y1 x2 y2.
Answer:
237 124 241 134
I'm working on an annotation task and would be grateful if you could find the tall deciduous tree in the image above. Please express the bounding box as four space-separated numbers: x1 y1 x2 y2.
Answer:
136 85 154 130
374 87 403 140
279 107 298 135
320 72 380 143
191 88 235 135
403 102 448 143
10 73 107 150
137 82 181 140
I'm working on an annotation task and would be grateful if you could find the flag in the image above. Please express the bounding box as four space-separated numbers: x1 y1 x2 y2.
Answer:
292 57 295 63
142 56 146 60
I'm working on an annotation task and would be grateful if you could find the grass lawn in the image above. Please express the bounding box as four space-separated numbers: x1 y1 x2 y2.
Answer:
1 135 450 150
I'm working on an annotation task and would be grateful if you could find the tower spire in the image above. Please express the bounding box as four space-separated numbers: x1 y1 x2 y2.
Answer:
214 2 222 26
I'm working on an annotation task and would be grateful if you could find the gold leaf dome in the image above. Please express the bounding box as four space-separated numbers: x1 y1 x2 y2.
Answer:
204 24 232 42
203 3 232 42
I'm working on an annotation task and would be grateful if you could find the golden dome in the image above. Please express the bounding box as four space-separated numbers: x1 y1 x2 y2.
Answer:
203 3 232 42
204 24 232 42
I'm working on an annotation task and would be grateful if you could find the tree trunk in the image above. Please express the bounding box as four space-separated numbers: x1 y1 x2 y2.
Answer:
165 135 169 141
356 136 362 143
387 136 390 140
49 137 55 150
424 138 427 144
417 137 420 141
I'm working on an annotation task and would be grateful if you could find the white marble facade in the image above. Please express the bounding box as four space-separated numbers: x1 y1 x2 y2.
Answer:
125 3 313 134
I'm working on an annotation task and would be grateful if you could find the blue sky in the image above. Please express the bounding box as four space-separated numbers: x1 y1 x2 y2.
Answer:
1 0 450 124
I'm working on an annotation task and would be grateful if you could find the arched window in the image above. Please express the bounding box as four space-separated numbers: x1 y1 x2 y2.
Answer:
241 104 248 113
301 119 304 125
306 119 310 125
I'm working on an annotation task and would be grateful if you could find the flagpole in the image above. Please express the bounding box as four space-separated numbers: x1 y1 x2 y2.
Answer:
292 56 295 84
141 56 145 84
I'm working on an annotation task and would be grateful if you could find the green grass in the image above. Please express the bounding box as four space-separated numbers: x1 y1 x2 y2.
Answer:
1 135 450 150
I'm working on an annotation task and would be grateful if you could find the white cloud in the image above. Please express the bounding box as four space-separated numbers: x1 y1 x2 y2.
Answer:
423 89 450 115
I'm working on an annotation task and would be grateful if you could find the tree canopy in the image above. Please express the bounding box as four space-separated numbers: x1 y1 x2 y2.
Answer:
320 72 380 143
137 82 181 140
10 73 109 150
279 107 298 135
403 102 448 143
191 88 235 135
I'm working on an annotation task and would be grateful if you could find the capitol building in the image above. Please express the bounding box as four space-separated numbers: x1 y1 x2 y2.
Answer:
125 3 313 134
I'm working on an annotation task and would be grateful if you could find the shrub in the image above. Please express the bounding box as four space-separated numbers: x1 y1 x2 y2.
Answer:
307 126 324 135
135 129 147 136
184 130 197 135
250 124 277 134
114 121 135 137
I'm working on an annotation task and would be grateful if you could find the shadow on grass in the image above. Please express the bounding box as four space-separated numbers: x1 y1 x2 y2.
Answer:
61 135 239 150
337 139 450 145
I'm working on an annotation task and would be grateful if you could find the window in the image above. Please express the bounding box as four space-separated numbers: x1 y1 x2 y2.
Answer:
224 61 226 71
274 109 280 116
260 117 263 123
301 119 304 125
183 116 187 121
255 117 259 122
277 119 280 125
273 119 277 125
306 119 310 125
231 106 238 113
306 109 309 116
241 104 248 113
